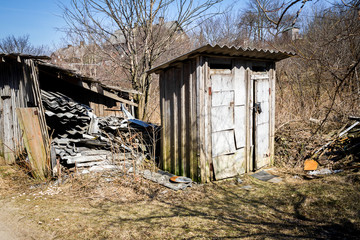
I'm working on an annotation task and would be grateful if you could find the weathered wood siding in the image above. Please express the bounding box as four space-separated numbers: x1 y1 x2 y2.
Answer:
160 58 202 181
159 56 276 182
0 58 40 164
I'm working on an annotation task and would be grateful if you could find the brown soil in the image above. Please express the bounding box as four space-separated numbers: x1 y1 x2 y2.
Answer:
0 200 54 240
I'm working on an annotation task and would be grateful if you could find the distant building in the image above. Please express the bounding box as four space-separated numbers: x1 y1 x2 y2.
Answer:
282 27 301 42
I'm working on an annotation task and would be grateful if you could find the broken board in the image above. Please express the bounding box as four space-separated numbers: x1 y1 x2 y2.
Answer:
16 108 48 180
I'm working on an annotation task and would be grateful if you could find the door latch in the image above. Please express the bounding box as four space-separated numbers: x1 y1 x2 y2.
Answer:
254 102 262 114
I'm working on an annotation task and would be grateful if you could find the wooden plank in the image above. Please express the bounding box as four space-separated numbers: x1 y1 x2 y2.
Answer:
211 130 236 157
67 155 107 164
163 70 171 172
80 81 138 107
245 63 252 172
3 97 15 164
211 106 234 132
212 148 246 180
269 66 276 165
234 105 246 149
210 74 233 92
234 60 246 106
159 71 166 170
16 108 48 180
184 62 191 177
175 67 182 176
25 60 50 157
190 59 198 181
75 161 109 167
171 67 178 174
197 56 206 183
0 97 4 165
204 59 212 182
180 64 186 176
211 91 234 107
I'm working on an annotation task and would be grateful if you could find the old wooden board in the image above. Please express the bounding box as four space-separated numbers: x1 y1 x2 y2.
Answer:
67 155 108 164
253 75 271 169
16 108 48 180
212 148 246 180
0 97 4 165
2 97 15 164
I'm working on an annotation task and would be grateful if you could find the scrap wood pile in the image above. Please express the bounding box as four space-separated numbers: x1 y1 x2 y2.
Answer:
274 121 316 167
304 116 360 172
41 90 159 175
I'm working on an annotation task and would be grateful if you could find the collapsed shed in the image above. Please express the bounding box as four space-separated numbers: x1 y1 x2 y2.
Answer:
148 44 295 182
0 54 138 166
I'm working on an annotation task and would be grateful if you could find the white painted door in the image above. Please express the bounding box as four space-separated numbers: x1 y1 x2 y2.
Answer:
210 68 246 179
253 75 271 169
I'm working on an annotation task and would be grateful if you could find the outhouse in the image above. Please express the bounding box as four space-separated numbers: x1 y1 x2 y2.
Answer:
148 44 294 182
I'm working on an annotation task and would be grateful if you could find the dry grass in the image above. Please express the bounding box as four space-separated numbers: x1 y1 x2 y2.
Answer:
1 165 360 239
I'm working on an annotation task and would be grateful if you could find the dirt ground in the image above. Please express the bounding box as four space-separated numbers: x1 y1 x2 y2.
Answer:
0 200 54 240
1 165 360 239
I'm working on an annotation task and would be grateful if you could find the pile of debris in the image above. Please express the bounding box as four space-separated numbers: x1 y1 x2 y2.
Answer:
41 90 159 174
304 116 360 173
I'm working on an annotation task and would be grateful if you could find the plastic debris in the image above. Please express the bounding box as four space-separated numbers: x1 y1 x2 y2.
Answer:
304 159 319 171
307 168 343 175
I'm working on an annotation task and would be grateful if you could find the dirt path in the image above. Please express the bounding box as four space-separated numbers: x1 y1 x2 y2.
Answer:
0 200 53 240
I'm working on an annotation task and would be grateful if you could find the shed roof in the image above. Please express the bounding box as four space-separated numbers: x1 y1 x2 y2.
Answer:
148 44 295 73
0 53 50 60
36 61 139 106
0 53 138 106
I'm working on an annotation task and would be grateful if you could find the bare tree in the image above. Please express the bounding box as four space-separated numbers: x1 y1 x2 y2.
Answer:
273 2 360 132
193 0 295 48
0 34 48 55
61 0 223 120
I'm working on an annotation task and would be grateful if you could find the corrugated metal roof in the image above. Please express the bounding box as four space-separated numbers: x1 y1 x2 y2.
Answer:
148 44 295 73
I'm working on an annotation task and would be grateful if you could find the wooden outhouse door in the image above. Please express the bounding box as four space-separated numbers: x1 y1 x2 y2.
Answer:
252 74 271 169
209 62 272 180
210 65 246 180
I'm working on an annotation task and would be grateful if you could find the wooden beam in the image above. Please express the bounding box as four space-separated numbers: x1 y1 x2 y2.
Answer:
80 81 138 107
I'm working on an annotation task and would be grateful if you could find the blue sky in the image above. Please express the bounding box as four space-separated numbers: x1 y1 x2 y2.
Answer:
0 0 242 51
0 0 320 52
0 0 68 50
